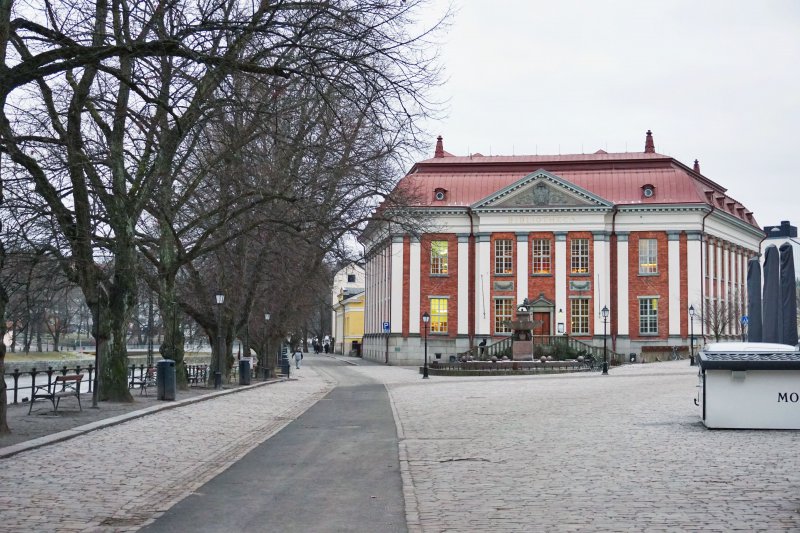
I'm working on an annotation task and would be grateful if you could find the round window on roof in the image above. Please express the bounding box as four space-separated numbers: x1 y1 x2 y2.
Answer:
643 186 654 198
434 190 446 201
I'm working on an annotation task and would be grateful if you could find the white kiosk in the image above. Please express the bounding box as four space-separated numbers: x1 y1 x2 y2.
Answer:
697 343 800 429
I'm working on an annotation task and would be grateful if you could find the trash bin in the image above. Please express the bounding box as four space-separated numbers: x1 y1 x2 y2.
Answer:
239 359 251 385
280 355 290 377
156 359 176 401
629 353 637 363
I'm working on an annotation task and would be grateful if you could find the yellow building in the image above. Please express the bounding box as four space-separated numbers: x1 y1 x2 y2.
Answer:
333 289 365 355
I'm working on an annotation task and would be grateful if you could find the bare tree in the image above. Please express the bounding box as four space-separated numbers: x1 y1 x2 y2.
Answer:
1 1 446 415
701 291 745 342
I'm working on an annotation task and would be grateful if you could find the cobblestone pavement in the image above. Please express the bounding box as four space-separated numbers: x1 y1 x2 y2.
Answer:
2 358 799 532
354 360 800 532
0 367 334 532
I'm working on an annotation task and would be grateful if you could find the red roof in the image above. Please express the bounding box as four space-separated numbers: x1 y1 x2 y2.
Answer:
395 149 758 227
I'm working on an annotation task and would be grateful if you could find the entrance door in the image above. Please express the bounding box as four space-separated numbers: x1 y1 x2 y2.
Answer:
532 312 550 336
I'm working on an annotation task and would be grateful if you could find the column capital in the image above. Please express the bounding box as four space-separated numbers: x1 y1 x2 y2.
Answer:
667 231 681 241
592 231 609 241
391 234 404 244
616 232 629 242
686 230 702 241
554 232 568 242
457 234 470 243
477 233 491 243
516 232 529 241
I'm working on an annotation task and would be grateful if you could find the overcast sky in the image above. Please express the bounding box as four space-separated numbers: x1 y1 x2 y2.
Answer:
419 1 799 229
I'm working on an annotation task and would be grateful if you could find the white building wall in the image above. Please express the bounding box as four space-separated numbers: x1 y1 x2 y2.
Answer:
555 232 567 323
616 233 630 336
409 238 421 335
390 236 404 334
668 231 681 337
476 234 491 336
592 232 609 334
516 233 529 302
457 235 470 335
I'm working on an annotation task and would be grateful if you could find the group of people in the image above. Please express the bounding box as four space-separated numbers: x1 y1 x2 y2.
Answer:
311 339 331 354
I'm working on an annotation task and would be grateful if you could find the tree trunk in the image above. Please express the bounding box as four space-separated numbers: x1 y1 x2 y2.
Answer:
157 219 187 389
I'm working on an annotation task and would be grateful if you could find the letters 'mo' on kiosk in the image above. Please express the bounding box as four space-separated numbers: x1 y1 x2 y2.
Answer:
697 343 800 429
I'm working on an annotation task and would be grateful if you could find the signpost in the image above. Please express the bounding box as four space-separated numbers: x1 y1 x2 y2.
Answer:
741 315 749 342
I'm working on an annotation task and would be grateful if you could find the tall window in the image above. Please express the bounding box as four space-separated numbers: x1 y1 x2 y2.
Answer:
430 298 448 333
639 297 659 334
570 238 589 274
494 239 513 274
494 298 513 333
430 240 448 274
639 239 658 274
532 239 551 274
570 298 589 335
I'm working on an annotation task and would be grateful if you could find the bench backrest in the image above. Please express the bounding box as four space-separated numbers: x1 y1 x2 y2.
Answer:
55 374 83 383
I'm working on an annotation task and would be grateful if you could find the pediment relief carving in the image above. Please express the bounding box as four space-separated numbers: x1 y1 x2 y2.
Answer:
495 181 592 208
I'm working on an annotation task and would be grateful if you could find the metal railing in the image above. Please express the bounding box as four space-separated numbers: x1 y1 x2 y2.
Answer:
459 335 624 364
4 365 96 405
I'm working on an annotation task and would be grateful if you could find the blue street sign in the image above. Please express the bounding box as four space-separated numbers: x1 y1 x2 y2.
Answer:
383 321 390 332
741 315 749 325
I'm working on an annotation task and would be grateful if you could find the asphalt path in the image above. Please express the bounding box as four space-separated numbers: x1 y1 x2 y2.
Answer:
140 356 406 533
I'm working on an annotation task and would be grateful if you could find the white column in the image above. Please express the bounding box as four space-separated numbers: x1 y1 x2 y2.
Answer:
716 239 723 313
476 234 491 335
723 242 731 335
592 232 609 333
457 235 470 335
517 232 529 303
555 232 567 321
409 238 421 335
617 233 630 335
687 231 702 313
707 238 716 305
390 235 404 334
667 231 681 336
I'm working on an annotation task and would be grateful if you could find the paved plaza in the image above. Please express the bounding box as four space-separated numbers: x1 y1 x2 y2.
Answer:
1 357 799 531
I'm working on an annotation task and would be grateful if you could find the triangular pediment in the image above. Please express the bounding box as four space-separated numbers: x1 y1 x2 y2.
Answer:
473 170 613 209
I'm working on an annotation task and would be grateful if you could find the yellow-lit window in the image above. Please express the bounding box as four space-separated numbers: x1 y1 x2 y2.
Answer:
570 239 589 274
639 239 658 274
494 298 513 333
494 239 513 274
430 298 448 333
430 241 448 275
532 239 551 274
570 298 589 335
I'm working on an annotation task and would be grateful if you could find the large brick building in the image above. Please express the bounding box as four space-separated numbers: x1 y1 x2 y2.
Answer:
359 131 764 365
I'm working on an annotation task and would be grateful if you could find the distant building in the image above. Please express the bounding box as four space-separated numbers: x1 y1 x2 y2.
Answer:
331 263 365 354
360 131 764 364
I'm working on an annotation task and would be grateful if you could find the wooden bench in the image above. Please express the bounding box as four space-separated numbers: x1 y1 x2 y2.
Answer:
129 367 157 395
28 374 84 414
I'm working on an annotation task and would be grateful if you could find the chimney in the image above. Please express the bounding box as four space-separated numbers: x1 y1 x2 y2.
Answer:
434 135 444 158
644 130 655 153
693 159 700 173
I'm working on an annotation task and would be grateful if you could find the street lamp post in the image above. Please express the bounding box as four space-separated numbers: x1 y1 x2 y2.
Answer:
263 312 270 379
422 312 430 379
601 305 609 375
689 304 696 366
214 292 225 389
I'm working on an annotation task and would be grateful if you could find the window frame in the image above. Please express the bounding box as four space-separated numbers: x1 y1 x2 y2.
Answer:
430 240 449 275
638 297 659 335
494 298 514 334
531 238 551 275
638 238 658 275
429 297 448 333
570 238 590 274
570 298 590 335
494 239 514 275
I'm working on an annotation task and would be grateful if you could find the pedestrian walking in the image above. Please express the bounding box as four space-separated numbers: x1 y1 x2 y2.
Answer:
293 347 303 369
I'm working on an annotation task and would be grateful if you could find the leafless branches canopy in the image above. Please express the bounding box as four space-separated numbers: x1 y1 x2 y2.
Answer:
0 0 446 414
